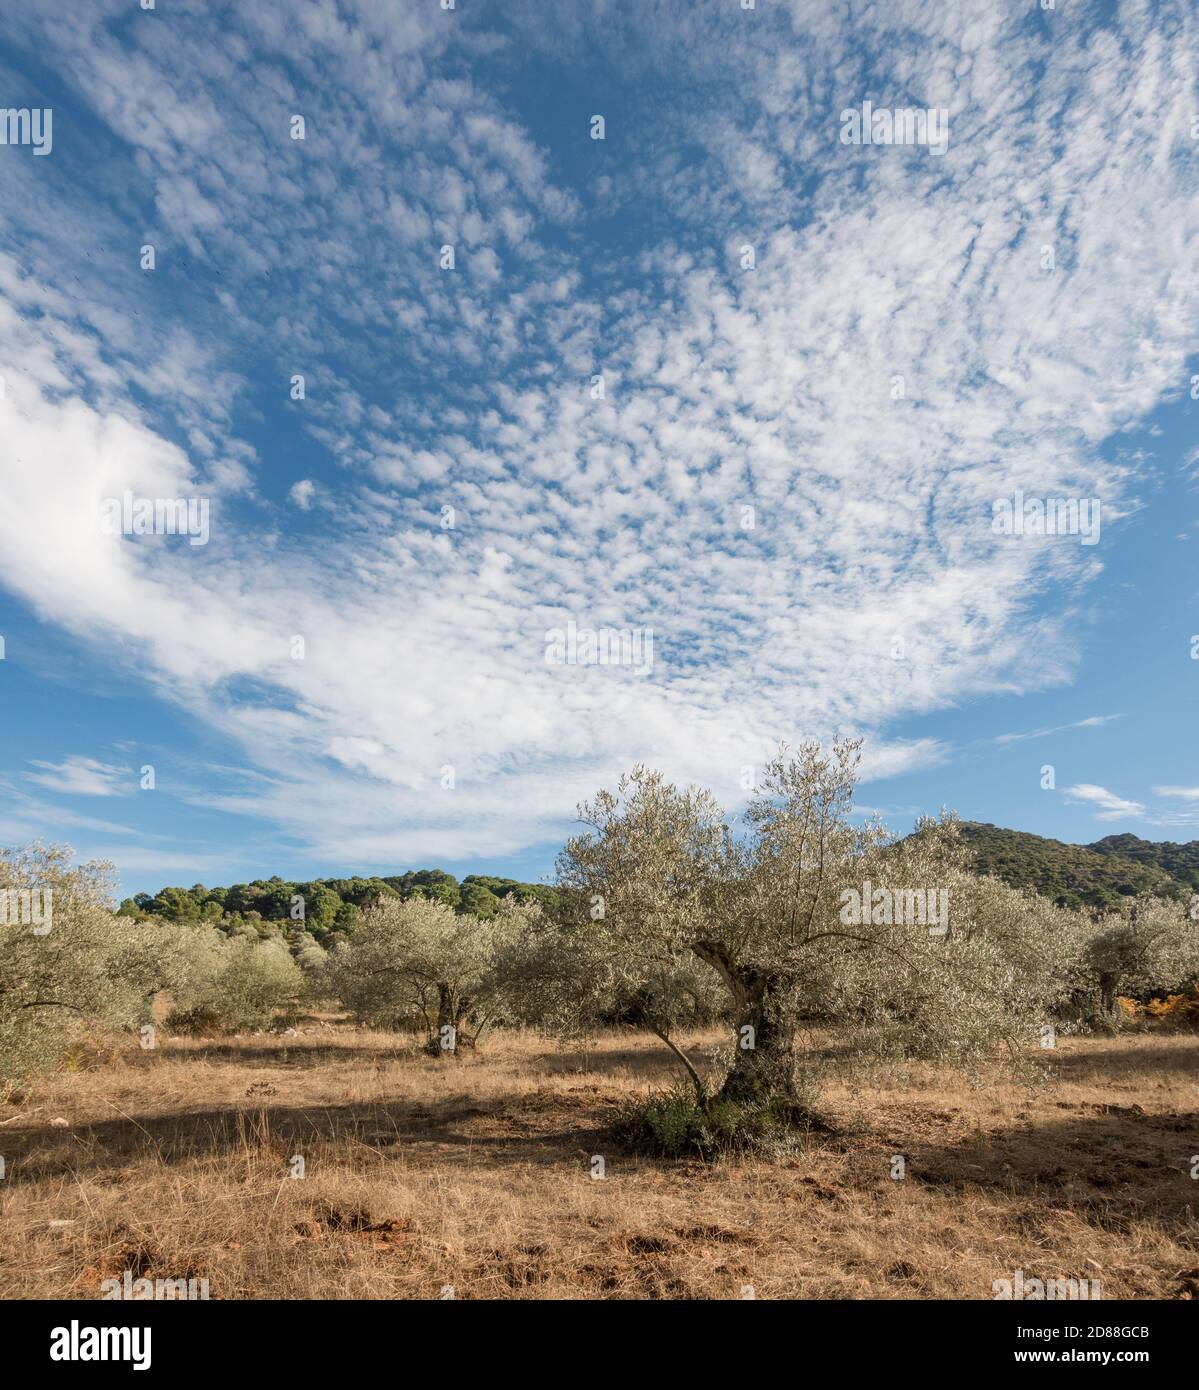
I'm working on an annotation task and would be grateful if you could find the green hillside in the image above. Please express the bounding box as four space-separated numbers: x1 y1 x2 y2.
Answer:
957 822 1188 911
1087 833 1199 889
118 869 558 939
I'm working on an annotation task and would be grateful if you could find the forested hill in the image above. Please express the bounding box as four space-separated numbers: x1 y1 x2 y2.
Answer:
956 822 1198 911
1086 833 1199 886
122 825 1199 935
117 870 557 939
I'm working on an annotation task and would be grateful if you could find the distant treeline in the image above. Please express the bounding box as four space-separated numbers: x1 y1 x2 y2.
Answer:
118 870 558 939
122 825 1199 938
957 823 1199 911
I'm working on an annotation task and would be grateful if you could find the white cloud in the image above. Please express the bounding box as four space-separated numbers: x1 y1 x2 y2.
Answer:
289 479 316 510
24 756 134 798
1 1 1197 865
995 714 1124 744
1063 784 1146 821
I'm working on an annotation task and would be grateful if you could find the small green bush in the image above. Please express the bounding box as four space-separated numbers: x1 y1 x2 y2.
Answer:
611 1083 828 1159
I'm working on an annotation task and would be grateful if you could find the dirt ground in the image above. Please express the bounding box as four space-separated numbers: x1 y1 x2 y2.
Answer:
0 1026 1195 1299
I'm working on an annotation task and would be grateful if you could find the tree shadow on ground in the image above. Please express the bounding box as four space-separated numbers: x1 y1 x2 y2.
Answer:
146 1034 712 1077
0 1037 717 1183
1044 1039 1199 1078
888 1107 1199 1236
153 1041 424 1068
540 1042 715 1078
1 1090 618 1181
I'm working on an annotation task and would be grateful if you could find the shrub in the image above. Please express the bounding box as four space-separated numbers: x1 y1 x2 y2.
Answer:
1117 986 1199 1030
162 1003 226 1037
612 1081 828 1160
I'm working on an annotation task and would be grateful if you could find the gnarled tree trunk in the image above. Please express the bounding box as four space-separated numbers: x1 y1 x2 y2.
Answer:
718 974 799 1106
693 943 800 1107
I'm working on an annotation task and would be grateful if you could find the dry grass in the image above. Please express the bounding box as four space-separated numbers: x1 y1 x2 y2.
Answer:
0 1023 1196 1299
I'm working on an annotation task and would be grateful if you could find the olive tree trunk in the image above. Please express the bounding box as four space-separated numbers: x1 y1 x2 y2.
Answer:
426 984 461 1054
718 979 800 1106
694 944 800 1107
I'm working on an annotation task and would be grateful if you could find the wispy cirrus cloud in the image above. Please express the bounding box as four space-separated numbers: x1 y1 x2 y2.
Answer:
995 714 1125 745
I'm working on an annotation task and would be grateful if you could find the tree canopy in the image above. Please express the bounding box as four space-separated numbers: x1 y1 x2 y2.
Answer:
558 742 1089 1113
119 869 558 939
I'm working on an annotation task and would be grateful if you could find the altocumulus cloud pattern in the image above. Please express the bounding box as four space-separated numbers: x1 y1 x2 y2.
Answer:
0 0 1197 882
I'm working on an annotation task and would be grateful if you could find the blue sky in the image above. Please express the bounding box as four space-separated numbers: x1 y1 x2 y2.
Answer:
1 0 1197 900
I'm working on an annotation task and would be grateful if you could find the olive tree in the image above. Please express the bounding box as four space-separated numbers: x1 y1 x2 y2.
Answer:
329 895 539 1050
0 843 182 1089
558 741 1081 1116
110 912 303 1035
212 936 304 1028
104 917 228 1023
1078 897 1199 1020
2 844 107 1088
288 927 330 999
